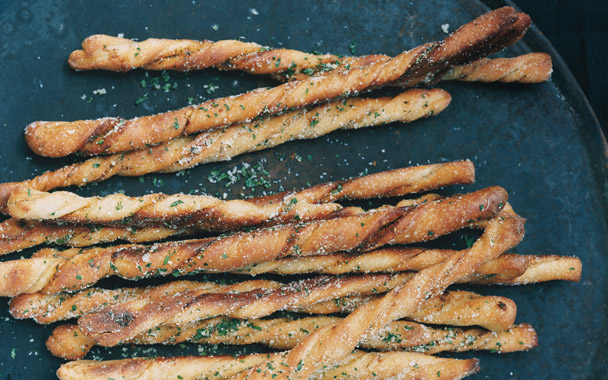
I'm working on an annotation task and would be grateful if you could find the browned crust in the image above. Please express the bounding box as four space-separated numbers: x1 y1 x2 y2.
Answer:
0 187 506 296
27 7 528 157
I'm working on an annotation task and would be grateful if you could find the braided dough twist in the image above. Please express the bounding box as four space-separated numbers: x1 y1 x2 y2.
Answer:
47 317 536 360
56 351 480 380
0 89 451 210
0 187 506 296
26 7 530 157
226 209 525 380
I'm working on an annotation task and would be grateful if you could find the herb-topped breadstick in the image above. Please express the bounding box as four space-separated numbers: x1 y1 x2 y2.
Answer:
0 89 452 211
56 352 481 380
0 187 506 296
25 7 530 157
48 317 536 360
69 32 552 83
6 160 475 227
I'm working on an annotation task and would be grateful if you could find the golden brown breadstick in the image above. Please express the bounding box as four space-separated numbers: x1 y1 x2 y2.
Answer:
47 315 535 360
0 187 506 296
69 33 551 83
0 89 452 211
56 351 480 380
26 7 529 157
227 209 525 380
6 160 474 228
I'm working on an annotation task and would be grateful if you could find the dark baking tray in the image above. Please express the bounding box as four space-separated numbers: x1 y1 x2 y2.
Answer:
0 0 606 378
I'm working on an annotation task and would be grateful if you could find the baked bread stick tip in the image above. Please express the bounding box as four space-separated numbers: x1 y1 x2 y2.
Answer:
56 352 480 380
0 187 506 296
26 7 529 157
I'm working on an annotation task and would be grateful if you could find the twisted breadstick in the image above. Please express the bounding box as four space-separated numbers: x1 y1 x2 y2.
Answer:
57 351 480 380
0 89 451 211
76 282 516 347
476 254 582 285
10 260 515 327
7 188 343 229
6 160 474 227
441 53 552 83
235 248 527 278
227 208 525 380
0 187 505 296
69 32 551 83
47 314 535 360
0 218 198 255
1 160 472 248
26 7 530 157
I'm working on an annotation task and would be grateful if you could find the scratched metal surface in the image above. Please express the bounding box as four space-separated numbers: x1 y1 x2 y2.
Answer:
0 0 606 379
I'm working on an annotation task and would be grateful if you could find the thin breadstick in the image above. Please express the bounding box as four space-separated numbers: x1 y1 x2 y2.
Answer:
0 89 452 211
69 33 551 83
226 208 525 380
235 249 528 279
56 351 480 380
0 187 506 296
26 7 530 157
7 188 343 229
6 160 474 228
47 315 536 360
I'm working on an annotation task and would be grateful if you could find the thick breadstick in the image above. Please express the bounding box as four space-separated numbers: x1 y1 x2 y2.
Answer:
0 89 452 211
6 160 474 227
0 187 506 296
26 7 529 157
56 351 480 380
227 209 525 380
69 33 551 83
47 315 535 360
